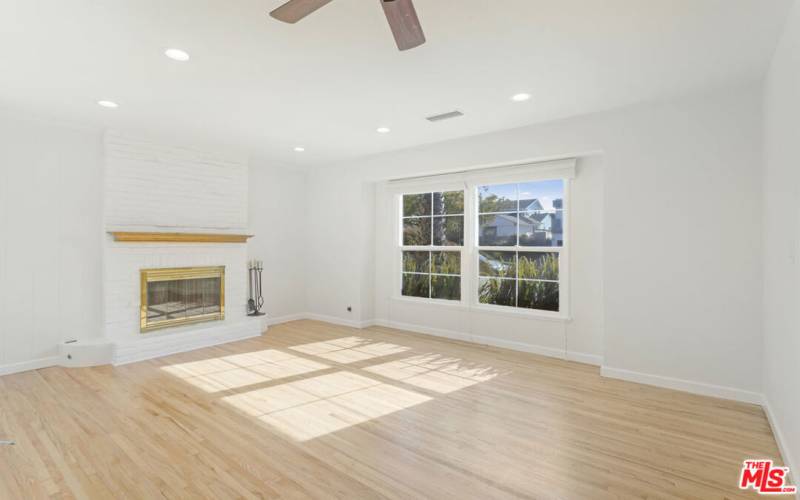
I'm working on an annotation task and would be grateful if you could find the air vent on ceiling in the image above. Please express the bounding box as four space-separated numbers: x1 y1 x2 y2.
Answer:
426 110 464 122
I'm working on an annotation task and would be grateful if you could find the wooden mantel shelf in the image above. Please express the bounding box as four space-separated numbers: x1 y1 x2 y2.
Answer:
109 232 253 243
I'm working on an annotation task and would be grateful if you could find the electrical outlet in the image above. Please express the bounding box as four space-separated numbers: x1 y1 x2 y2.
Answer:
347 306 352 312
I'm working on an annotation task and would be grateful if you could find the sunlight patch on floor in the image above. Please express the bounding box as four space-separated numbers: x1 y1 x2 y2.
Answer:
161 350 330 392
365 355 499 394
288 336 410 364
222 371 432 441
161 339 501 442
222 383 320 416
220 349 299 366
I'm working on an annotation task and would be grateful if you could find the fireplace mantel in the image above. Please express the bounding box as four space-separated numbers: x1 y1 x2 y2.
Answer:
109 232 253 243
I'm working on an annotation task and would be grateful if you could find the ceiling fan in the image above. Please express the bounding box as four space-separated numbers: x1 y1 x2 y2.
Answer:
269 0 426 51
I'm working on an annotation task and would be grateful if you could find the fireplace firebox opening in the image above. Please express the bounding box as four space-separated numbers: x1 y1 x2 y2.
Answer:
140 266 225 332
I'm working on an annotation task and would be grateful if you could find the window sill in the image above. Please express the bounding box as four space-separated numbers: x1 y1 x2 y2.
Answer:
469 304 571 322
390 296 571 322
391 296 470 310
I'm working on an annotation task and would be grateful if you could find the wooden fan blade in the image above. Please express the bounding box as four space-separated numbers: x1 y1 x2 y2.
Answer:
270 0 334 23
381 0 426 51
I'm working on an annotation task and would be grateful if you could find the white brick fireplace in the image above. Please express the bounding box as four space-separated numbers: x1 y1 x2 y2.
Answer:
66 132 264 365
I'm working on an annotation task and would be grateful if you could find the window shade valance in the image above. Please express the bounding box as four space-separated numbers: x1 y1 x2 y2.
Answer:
387 158 576 194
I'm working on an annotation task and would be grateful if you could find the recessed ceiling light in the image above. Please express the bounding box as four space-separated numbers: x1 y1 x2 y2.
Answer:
164 48 190 62
97 100 119 108
376 127 391 134
294 146 305 152
511 93 532 102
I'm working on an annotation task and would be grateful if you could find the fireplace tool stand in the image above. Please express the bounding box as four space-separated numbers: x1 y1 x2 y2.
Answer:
248 260 266 317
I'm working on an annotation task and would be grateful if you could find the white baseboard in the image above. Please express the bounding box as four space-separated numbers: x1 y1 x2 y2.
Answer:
267 314 597 365
600 365 763 404
762 396 798 492
371 318 588 362
266 312 374 329
372 318 470 341
306 313 373 329
566 351 604 366
473 332 567 359
113 321 262 365
0 356 60 376
265 312 309 326
371 318 603 366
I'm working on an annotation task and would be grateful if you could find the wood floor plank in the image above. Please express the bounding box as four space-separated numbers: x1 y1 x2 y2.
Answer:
0 320 785 499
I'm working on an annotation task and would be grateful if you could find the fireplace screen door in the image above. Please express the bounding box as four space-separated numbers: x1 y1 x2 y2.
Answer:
140 266 225 332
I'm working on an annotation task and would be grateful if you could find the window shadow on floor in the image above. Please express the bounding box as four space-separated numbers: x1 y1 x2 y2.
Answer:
158 329 506 442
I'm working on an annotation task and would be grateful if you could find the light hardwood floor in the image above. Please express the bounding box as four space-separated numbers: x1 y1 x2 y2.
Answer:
0 320 784 499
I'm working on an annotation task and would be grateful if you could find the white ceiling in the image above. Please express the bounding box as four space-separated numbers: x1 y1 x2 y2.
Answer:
0 0 791 167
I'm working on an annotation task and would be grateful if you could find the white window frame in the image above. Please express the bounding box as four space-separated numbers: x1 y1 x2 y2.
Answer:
393 181 467 306
391 159 574 320
471 177 570 320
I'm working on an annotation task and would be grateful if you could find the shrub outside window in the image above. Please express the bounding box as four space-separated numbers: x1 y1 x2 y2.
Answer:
401 191 464 301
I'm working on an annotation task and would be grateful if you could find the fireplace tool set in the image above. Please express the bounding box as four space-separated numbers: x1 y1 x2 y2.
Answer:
248 260 265 317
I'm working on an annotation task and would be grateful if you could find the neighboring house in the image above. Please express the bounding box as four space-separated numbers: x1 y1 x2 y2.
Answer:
520 211 563 246
481 198 564 246
481 213 518 245
520 199 544 211
519 198 563 211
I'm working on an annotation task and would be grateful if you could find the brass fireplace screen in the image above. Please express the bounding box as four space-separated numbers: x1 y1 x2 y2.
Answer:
140 266 225 332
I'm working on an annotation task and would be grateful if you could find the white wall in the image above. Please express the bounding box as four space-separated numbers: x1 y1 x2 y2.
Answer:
305 168 371 325
306 82 765 400
763 0 800 479
0 113 103 372
248 160 309 321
